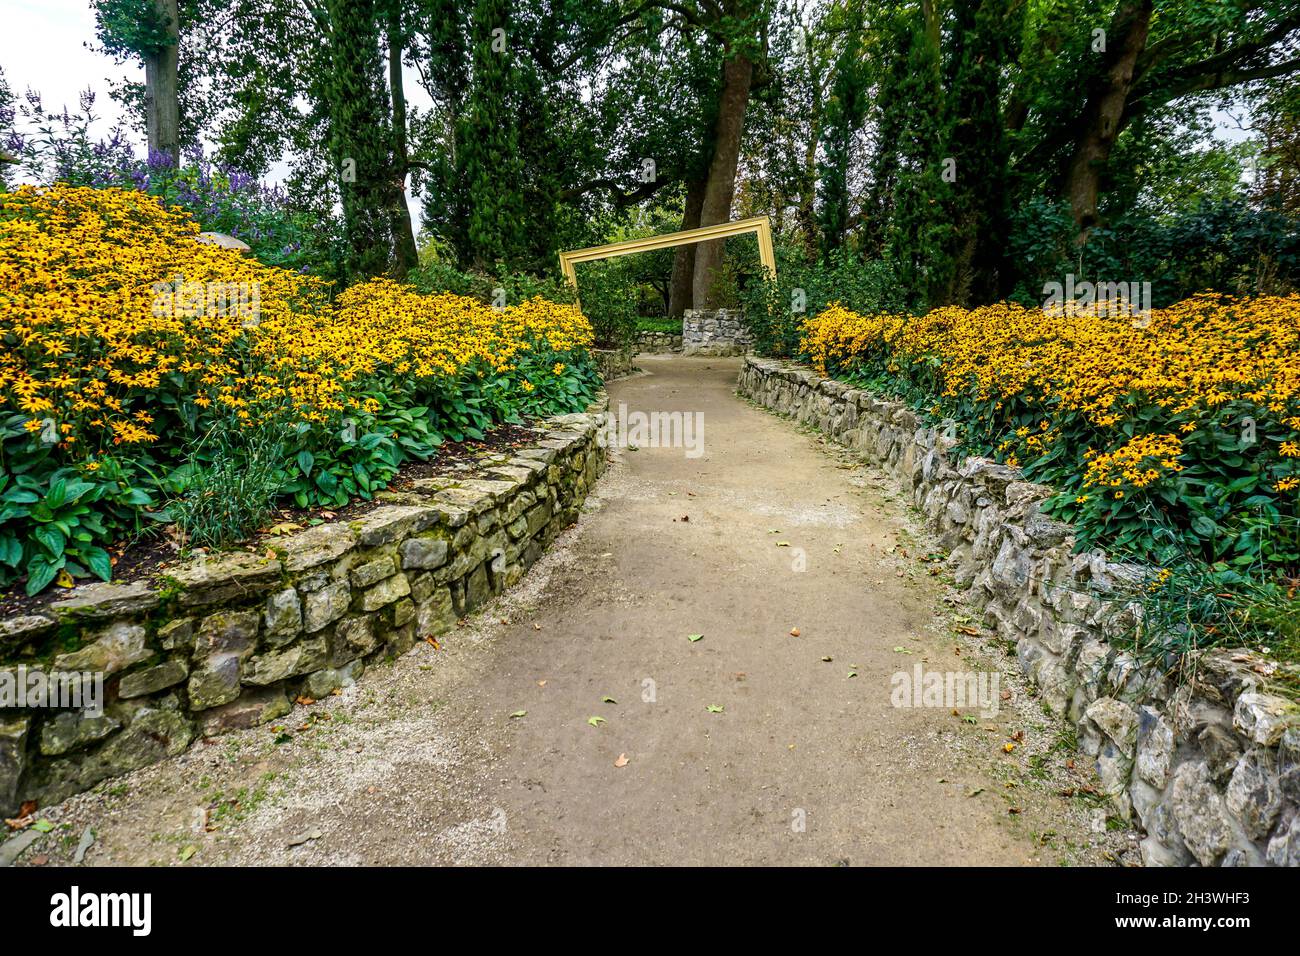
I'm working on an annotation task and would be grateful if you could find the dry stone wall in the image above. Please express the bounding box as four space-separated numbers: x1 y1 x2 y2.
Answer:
739 357 1300 867
683 309 753 356
593 347 635 380
635 330 683 353
0 406 608 814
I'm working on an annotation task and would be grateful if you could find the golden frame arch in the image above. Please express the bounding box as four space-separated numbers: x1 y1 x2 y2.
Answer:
558 216 777 308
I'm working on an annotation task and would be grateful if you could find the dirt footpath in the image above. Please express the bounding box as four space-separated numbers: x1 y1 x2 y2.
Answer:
15 356 1137 867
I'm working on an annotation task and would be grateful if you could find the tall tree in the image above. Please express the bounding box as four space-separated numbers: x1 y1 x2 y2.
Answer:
691 0 768 307
93 0 183 164
459 0 529 269
816 5 868 258
1009 0 1300 238
324 0 400 278
939 0 1023 303
385 0 420 276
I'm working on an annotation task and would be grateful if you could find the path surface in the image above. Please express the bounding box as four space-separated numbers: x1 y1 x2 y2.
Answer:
21 356 1133 867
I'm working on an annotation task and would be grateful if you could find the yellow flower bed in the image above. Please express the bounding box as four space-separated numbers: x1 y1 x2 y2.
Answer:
0 184 593 453
801 295 1300 567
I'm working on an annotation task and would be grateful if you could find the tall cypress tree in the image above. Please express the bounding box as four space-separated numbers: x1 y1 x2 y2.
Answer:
882 1 948 307
325 0 396 279
939 0 1021 305
460 0 528 270
816 12 868 260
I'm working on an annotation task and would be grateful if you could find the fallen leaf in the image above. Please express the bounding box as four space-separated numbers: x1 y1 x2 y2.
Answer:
31 819 54 833
287 829 323 848
789 627 800 637
706 704 724 713
614 753 629 768
687 633 704 643
821 655 833 662
846 670 858 679
73 827 94 864
587 716 606 727
509 710 527 719
537 680 547 687
1003 743 1017 753
178 845 197 862
601 696 617 704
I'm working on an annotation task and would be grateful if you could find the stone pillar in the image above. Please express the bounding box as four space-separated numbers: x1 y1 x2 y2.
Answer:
681 309 754 356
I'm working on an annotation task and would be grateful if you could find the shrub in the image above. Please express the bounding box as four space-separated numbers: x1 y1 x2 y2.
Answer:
737 245 912 357
572 260 639 348
0 185 599 593
1007 196 1300 307
169 417 289 550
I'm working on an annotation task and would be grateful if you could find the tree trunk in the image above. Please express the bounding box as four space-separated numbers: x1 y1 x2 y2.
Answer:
387 11 419 279
1061 0 1153 240
143 0 180 166
691 52 754 307
668 178 706 316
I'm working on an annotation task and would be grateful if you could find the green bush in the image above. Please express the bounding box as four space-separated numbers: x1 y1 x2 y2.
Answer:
573 260 640 348
737 244 912 357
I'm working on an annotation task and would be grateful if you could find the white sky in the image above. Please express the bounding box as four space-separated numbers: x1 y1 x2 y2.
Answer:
2 0 132 142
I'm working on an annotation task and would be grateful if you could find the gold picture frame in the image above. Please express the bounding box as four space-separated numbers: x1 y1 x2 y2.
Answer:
558 215 777 309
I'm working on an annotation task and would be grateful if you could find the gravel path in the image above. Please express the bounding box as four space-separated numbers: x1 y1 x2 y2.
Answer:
14 356 1136 867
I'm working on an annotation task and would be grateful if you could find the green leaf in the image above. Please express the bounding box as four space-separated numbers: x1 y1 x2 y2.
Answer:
33 525 66 560
297 450 315 477
81 546 113 582
45 479 67 510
